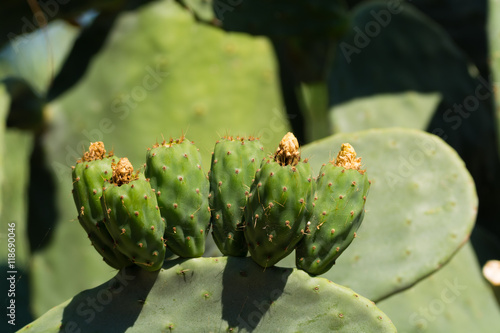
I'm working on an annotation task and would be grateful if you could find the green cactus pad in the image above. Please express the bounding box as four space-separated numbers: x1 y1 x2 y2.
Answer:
378 242 500 332
209 136 265 256
72 142 132 269
102 159 166 271
279 128 477 302
245 133 314 267
145 137 210 257
18 257 396 333
296 143 370 275
330 91 441 134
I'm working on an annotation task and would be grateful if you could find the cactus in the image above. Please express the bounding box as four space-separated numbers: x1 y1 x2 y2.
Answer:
245 132 314 267
145 137 210 257
72 142 132 269
17 257 396 333
209 136 265 256
1 0 495 327
296 143 369 275
377 242 500 332
330 91 441 134
24 1 286 316
16 127 481 331
278 128 477 302
329 1 500 241
101 158 166 271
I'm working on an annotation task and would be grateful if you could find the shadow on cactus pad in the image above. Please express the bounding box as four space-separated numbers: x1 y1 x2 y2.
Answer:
18 257 396 332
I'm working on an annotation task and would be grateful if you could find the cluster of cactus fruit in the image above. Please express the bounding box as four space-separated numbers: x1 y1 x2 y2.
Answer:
71 132 369 275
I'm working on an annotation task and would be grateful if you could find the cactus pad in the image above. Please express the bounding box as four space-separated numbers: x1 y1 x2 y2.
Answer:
378 242 500 332
18 257 396 332
101 158 166 271
209 136 265 256
145 137 210 257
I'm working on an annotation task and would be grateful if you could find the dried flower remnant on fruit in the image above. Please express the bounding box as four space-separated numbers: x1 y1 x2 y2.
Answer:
112 158 136 186
274 132 300 166
82 141 106 162
334 143 362 170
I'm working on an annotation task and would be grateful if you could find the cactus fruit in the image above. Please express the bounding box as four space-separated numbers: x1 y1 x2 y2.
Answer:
296 143 370 275
145 136 210 257
244 132 315 268
101 158 166 271
209 136 265 256
71 142 131 269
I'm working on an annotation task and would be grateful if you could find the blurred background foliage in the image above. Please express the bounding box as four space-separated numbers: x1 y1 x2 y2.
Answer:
0 0 499 332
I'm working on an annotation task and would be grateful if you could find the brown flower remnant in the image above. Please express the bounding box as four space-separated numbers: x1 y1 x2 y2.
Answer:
334 143 362 170
274 132 300 166
111 158 136 186
82 141 106 162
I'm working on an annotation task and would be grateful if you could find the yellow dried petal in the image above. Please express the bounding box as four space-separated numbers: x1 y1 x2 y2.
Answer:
112 158 135 185
334 143 361 170
82 141 106 162
274 132 300 166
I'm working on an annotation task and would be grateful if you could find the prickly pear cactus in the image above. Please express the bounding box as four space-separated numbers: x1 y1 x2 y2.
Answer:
296 143 370 275
378 242 500 332
101 158 166 271
145 137 210 257
245 132 315 267
209 136 265 256
18 257 397 333
71 142 131 269
278 128 478 302
12 1 286 319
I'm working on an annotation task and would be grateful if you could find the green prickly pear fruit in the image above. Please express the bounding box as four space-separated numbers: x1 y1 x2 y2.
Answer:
145 136 211 257
296 143 370 275
72 142 131 269
209 136 266 256
244 132 315 268
101 158 166 271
